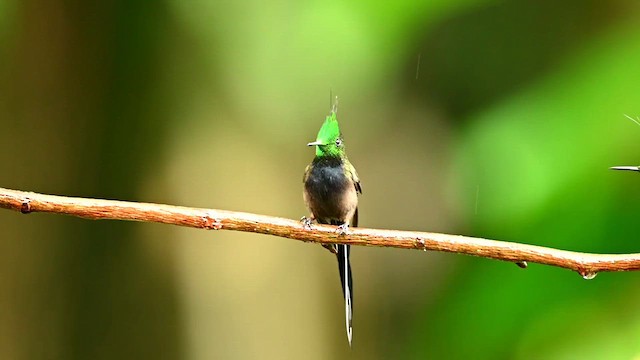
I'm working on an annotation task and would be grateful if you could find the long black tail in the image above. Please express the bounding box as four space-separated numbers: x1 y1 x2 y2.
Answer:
337 244 353 347
329 209 356 347
337 207 356 347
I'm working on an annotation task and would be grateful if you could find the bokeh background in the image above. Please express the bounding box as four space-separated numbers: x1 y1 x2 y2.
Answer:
2 0 640 359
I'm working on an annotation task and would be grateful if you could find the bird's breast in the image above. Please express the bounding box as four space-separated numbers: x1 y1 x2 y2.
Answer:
304 157 358 223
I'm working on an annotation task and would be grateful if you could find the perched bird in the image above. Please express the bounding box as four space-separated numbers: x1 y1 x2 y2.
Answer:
303 104 361 346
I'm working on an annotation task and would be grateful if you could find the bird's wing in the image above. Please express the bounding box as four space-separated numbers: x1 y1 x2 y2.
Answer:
344 160 362 194
303 163 313 183
354 180 362 194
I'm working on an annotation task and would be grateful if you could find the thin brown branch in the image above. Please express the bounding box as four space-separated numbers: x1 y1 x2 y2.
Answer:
1 186 639 277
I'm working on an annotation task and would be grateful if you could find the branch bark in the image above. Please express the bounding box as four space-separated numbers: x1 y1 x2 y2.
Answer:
1 186 638 277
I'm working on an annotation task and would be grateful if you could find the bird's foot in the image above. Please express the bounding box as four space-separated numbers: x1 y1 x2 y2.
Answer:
336 223 349 236
300 216 313 230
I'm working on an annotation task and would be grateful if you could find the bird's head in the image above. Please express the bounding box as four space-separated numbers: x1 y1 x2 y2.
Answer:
308 111 345 158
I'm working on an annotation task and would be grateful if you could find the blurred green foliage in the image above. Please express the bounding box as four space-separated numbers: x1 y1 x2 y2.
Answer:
1 0 640 359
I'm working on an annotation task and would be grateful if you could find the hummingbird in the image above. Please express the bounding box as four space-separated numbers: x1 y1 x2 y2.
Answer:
303 103 361 346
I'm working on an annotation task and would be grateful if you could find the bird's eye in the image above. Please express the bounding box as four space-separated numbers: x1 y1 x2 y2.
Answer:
335 138 343 147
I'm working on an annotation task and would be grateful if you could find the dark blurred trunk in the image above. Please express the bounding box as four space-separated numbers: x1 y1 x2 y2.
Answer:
0 1 182 359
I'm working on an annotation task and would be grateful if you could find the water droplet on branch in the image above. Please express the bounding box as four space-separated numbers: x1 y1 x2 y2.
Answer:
580 271 598 280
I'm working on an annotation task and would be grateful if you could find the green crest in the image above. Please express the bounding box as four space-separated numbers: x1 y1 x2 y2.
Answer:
308 111 346 158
